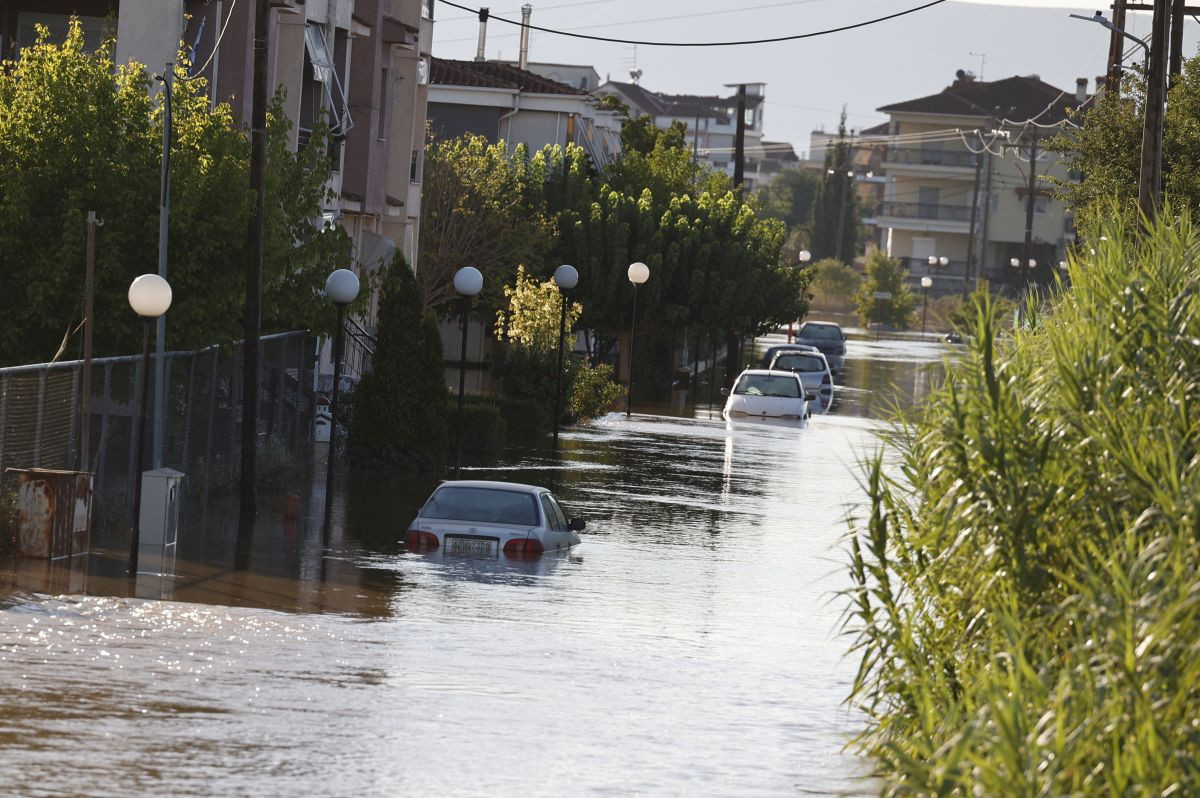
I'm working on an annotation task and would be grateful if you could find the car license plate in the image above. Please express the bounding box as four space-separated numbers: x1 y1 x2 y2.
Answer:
447 537 498 558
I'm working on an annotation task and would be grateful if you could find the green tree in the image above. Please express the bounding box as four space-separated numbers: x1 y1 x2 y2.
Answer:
0 20 348 366
348 254 448 470
855 250 915 328
1051 55 1200 232
416 133 553 314
808 110 859 263
809 257 860 310
757 167 820 232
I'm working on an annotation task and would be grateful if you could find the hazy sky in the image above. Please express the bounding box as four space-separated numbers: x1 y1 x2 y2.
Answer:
430 0 1199 155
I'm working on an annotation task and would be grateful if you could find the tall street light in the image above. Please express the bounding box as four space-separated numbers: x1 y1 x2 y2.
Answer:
453 266 484 478
126 274 172 578
323 268 360 536
626 261 650 417
1010 257 1035 325
920 275 933 335
790 249 812 342
551 264 578 448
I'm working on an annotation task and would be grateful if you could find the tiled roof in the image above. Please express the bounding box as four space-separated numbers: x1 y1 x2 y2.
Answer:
878 75 1087 123
431 58 586 96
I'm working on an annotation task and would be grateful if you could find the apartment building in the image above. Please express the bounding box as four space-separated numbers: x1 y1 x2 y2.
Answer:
427 58 623 167
865 70 1088 295
0 0 433 313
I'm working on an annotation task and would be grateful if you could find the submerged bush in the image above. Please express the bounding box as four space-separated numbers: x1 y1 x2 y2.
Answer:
846 209 1200 795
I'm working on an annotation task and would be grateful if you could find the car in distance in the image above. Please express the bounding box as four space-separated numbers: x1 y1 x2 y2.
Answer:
767 349 834 413
722 369 811 422
793 321 847 373
759 343 820 369
404 481 584 558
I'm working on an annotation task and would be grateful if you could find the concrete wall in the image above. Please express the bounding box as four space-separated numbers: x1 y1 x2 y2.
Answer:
114 0 184 87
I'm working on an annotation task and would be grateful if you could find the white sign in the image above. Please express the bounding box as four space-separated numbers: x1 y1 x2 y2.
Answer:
872 291 893 300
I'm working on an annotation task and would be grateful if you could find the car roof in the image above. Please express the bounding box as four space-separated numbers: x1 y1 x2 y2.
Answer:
434 480 548 494
799 320 842 328
737 368 803 378
770 349 828 365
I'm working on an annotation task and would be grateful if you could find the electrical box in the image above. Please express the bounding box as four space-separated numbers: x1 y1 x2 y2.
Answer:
138 467 184 574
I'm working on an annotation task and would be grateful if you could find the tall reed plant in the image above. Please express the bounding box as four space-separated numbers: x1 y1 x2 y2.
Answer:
845 209 1200 795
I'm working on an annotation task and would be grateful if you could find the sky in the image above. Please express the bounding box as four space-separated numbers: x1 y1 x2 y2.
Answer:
430 0 1200 157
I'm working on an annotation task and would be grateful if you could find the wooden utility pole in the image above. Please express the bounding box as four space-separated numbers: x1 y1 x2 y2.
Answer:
81 211 99 471
1138 0 1171 220
834 168 851 263
1169 0 1186 86
241 0 269 517
732 84 746 200
1105 0 1129 94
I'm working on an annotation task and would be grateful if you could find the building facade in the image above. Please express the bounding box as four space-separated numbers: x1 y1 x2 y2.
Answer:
864 70 1088 295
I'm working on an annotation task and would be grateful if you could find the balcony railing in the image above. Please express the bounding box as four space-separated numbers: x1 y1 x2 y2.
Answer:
873 201 972 223
886 147 977 169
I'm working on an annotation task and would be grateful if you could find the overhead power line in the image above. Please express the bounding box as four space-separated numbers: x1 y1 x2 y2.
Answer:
434 0 948 47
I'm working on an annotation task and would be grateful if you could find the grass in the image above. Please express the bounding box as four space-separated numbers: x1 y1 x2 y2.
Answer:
844 209 1200 795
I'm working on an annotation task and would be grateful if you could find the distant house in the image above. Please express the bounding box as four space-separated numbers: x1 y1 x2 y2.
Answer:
595 80 795 192
866 70 1091 294
427 58 622 167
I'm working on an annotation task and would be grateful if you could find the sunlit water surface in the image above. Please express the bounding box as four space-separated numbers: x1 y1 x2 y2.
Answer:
0 329 950 796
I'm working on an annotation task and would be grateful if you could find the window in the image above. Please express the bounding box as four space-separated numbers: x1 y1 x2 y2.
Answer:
539 496 564 531
410 149 421 183
1034 196 1048 215
423 487 539 526
734 374 801 398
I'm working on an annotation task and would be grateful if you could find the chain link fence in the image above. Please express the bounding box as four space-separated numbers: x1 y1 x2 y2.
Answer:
0 332 316 549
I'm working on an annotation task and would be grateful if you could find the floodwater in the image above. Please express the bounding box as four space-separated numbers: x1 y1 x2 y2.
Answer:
0 325 950 797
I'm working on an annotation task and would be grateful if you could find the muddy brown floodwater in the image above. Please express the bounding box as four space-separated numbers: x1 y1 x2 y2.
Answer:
0 325 950 796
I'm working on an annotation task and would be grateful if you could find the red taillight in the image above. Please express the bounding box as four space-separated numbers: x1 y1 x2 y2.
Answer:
404 529 439 550
822 372 832 385
503 537 544 556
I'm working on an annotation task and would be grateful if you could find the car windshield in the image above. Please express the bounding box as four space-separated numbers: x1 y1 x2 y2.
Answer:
798 324 841 341
734 374 801 398
422 487 539 526
772 354 825 373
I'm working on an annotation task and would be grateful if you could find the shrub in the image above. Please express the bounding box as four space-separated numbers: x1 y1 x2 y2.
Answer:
808 257 860 310
349 253 449 471
845 208 1200 794
569 359 622 420
451 398 507 455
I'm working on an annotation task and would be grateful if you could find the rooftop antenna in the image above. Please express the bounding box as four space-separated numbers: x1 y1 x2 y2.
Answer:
969 51 986 80
623 44 640 84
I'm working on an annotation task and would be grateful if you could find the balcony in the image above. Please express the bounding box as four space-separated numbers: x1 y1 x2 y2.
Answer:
885 146 976 170
875 201 972 222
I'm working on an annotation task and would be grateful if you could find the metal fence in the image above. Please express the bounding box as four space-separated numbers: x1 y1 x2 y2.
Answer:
0 331 316 547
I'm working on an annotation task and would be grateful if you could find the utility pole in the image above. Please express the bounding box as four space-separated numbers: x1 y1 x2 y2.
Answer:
976 138 995 289
1105 0 1129 94
241 0 269 518
81 211 100 471
834 167 851 263
727 83 748 386
1138 0 1170 220
732 84 746 200
1020 128 1040 324
1170 0 1186 87
963 129 987 300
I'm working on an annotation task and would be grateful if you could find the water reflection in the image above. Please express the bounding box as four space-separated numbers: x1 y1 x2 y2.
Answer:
0 330 948 796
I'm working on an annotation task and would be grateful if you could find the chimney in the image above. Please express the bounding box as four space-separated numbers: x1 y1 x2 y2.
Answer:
1075 77 1087 102
519 4 532 70
475 7 489 62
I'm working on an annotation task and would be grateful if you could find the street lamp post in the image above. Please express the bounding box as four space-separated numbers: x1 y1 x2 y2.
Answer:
322 268 360 536
453 266 484 478
920 275 933 335
790 250 812 342
1010 257 1036 325
551 264 578 448
126 274 173 578
626 262 650 417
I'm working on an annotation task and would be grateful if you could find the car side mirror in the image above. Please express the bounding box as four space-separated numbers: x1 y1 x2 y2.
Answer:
720 387 729 396
805 393 817 402
568 518 586 531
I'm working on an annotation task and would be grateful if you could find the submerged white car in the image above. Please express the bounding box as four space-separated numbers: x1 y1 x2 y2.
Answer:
722 369 811 422
767 349 834 413
404 480 584 558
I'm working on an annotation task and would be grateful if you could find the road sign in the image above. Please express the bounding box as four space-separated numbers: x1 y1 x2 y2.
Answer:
872 291 893 300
